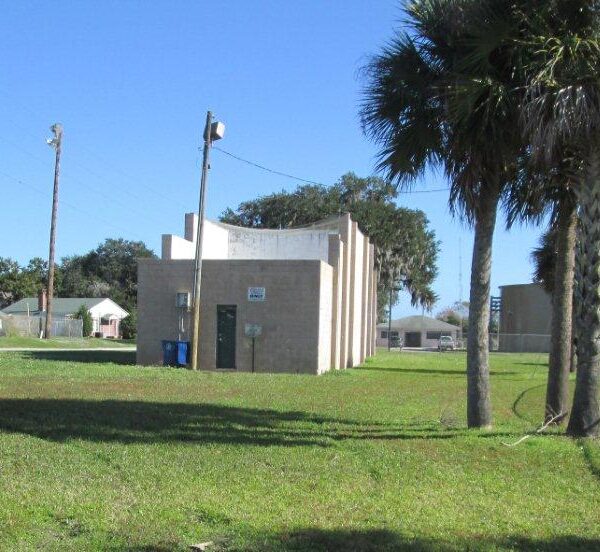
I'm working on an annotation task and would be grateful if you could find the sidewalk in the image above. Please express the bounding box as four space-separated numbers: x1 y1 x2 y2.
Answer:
0 347 136 352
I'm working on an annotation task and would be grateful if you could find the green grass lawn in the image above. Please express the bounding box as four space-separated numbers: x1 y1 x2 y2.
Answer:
0 336 135 349
0 350 598 551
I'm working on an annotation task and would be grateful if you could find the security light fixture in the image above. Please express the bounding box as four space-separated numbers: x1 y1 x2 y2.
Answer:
210 121 225 141
47 123 63 149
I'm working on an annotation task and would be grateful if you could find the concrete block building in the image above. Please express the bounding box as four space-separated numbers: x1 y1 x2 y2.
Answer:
499 283 552 352
137 213 377 374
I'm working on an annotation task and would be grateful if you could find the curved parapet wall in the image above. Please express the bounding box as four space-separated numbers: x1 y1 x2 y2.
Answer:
162 214 341 262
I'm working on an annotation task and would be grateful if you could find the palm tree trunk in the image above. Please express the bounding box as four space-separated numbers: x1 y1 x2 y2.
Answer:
467 187 499 429
545 200 577 423
570 315 577 373
567 152 600 438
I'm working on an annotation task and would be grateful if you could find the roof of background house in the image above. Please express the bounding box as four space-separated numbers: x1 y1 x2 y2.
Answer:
1 297 120 317
377 315 460 331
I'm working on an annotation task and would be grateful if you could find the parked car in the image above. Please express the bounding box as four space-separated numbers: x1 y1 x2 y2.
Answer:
390 335 404 349
438 336 455 351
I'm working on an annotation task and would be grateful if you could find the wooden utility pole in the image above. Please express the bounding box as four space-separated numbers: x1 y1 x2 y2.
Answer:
44 123 63 339
190 112 213 370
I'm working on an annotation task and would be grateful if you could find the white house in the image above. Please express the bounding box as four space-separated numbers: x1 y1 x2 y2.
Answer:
376 315 461 349
1 291 128 337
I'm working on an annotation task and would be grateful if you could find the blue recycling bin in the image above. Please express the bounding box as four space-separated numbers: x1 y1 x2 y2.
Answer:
176 340 190 366
161 340 177 366
161 340 190 367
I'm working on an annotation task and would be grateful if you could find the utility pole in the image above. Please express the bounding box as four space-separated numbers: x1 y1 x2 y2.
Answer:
44 123 63 339
190 111 225 370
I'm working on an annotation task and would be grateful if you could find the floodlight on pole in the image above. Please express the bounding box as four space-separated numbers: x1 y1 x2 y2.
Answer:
190 111 225 370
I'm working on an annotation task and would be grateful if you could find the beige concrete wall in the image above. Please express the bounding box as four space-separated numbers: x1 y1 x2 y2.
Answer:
317 262 333 374
164 213 333 262
338 214 352 369
349 222 365 367
161 234 194 260
499 283 551 352
226 225 332 261
365 245 375 358
137 259 332 374
328 235 343 370
500 283 552 334
184 212 196 242
162 217 229 260
325 215 374 369
137 259 194 365
360 237 370 363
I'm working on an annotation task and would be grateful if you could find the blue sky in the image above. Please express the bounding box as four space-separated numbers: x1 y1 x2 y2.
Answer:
0 1 543 317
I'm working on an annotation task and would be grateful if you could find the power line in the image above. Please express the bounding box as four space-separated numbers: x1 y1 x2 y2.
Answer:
0 170 148 242
213 146 450 194
0 106 191 212
71 141 193 212
0 89 450 199
0 90 450 198
0 135 171 229
398 186 450 194
214 146 324 186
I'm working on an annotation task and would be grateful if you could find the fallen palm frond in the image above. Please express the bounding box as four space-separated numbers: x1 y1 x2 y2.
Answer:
502 411 566 447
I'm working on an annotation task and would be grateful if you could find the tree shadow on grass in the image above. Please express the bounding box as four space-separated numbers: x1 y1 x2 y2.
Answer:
268 529 600 552
511 383 546 422
580 438 600 483
0 399 470 447
115 529 600 551
20 350 136 365
358 366 516 376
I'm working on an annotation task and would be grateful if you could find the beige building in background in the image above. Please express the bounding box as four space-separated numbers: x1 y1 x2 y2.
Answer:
499 283 551 352
137 213 377 374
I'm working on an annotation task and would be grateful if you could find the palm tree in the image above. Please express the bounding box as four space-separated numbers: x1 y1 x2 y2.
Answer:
361 0 522 428
531 228 558 294
536 208 579 388
506 163 578 423
519 1 600 437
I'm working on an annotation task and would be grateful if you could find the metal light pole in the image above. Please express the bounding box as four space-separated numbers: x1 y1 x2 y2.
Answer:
190 111 224 370
44 123 63 339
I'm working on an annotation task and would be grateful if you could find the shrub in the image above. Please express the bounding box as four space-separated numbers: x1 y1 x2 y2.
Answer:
121 309 136 340
74 304 93 337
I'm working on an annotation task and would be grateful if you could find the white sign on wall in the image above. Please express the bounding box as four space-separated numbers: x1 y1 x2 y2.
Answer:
175 291 191 308
245 323 262 337
247 287 266 302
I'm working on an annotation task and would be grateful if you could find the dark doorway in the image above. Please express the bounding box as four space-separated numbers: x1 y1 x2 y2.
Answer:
216 305 237 369
404 332 422 347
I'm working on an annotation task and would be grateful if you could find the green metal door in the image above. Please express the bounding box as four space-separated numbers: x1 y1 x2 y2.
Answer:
216 305 236 369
